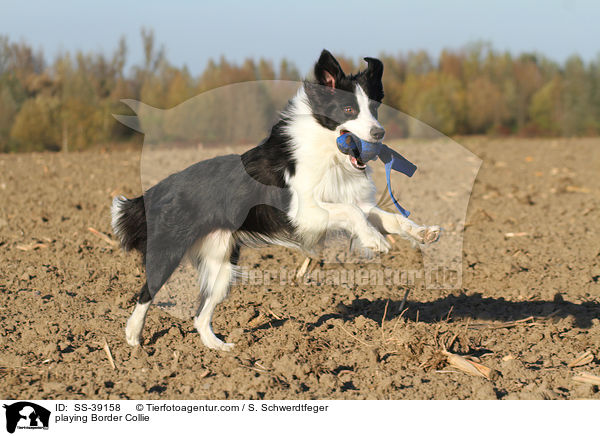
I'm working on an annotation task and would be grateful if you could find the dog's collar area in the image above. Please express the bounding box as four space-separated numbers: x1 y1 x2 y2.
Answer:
336 132 417 217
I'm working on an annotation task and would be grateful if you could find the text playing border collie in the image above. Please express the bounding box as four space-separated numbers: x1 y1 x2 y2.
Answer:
112 50 441 351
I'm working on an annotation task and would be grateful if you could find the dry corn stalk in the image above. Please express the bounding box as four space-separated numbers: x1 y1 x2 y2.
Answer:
504 232 529 238
442 350 497 380
573 372 600 386
567 350 594 368
295 257 311 281
16 242 48 251
102 338 116 370
468 316 536 330
88 227 118 246
248 312 268 328
565 185 590 193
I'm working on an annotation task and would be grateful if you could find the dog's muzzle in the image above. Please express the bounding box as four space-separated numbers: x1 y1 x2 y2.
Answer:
336 131 417 217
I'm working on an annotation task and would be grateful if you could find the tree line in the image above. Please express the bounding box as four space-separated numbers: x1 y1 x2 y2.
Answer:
1 30 599 152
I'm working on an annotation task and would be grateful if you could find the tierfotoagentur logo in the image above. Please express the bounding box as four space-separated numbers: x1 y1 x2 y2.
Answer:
3 402 50 433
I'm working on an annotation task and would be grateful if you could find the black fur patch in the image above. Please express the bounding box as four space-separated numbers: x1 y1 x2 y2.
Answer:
238 119 297 245
113 196 147 253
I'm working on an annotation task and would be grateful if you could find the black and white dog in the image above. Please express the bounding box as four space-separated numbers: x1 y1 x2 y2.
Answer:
112 50 441 351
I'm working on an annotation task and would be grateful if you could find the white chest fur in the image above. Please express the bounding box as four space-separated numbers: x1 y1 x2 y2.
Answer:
283 89 376 244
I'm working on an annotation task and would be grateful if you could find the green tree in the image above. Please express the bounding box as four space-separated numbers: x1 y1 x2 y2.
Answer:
400 72 464 136
465 76 508 133
561 55 595 135
529 76 563 135
10 95 60 151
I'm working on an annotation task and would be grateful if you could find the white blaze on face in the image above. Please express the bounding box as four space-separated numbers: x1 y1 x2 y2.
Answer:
340 84 383 142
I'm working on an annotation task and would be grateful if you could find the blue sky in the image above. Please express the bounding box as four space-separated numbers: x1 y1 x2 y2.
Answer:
1 0 598 73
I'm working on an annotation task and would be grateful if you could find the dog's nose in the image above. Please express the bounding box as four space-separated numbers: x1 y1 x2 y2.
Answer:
370 126 385 140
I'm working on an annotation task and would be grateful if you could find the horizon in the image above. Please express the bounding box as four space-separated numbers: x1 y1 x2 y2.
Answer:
1 0 599 74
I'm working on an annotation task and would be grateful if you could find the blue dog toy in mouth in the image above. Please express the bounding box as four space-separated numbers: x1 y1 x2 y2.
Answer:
336 132 416 217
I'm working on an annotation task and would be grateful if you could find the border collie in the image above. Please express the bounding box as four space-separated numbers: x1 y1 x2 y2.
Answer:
112 50 441 351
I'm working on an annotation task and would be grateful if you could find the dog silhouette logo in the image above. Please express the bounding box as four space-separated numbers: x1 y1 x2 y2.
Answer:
3 402 50 433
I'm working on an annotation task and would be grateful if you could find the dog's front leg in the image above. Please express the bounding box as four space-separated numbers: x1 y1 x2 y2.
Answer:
360 204 441 245
317 202 390 253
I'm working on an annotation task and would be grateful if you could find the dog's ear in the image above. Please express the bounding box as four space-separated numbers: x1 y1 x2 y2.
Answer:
363 57 384 82
314 49 345 89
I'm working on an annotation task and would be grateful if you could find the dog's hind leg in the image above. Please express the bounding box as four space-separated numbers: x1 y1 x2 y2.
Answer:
192 230 235 351
125 282 152 346
125 245 186 346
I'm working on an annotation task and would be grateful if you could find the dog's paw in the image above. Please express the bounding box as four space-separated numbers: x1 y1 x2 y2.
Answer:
217 342 235 352
199 329 235 351
202 335 235 352
125 328 142 346
358 227 390 254
415 225 441 244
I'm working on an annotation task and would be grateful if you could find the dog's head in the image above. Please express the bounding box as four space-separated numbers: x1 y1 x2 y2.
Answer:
305 49 385 150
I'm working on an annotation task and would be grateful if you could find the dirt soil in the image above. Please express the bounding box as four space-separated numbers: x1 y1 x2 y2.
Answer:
1 137 599 400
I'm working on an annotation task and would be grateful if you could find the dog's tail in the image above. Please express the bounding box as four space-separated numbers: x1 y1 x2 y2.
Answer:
111 195 147 253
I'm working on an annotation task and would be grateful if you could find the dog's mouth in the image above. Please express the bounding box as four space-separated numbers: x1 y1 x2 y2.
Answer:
349 155 366 170
340 129 366 171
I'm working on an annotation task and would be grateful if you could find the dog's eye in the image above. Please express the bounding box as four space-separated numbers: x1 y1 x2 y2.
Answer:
343 106 356 115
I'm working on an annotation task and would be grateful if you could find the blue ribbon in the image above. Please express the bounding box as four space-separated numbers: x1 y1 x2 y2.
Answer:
336 132 416 217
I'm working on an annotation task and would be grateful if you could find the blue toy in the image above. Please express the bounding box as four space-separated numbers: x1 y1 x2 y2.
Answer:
336 132 416 217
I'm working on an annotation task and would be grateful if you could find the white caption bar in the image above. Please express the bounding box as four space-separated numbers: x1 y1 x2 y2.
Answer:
0 399 596 435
